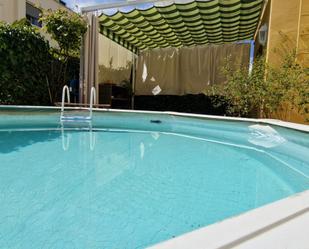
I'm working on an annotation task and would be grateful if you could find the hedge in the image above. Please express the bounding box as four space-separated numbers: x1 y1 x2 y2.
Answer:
0 22 52 105
0 21 79 105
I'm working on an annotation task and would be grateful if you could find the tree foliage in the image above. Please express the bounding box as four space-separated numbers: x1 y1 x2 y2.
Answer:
40 9 87 87
40 9 87 56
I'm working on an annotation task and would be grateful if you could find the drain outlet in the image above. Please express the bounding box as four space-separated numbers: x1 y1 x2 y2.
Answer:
150 120 162 124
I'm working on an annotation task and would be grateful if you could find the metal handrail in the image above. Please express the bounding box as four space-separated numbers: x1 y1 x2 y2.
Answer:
60 86 96 121
60 85 70 119
89 86 96 119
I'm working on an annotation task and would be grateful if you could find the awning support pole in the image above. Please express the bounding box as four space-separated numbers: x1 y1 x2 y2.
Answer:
81 0 165 13
131 54 137 110
249 40 255 75
237 40 255 75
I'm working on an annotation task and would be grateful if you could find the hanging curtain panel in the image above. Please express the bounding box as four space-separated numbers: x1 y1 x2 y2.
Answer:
80 14 99 104
99 0 263 53
135 43 250 95
98 34 133 84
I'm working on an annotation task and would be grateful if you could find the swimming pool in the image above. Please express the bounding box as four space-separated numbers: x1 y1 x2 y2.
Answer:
0 107 308 249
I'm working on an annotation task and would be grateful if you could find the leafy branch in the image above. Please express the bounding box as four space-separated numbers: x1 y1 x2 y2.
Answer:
40 9 87 85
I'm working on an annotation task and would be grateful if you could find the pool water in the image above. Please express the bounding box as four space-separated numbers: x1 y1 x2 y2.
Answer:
0 110 308 249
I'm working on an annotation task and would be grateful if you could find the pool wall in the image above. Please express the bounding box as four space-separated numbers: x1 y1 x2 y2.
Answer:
1 105 309 132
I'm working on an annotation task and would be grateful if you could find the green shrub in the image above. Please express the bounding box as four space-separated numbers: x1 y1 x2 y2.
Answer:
206 52 309 122
267 52 309 121
0 20 51 105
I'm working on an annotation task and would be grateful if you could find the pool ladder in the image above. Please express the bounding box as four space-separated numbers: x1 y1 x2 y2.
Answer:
60 85 96 151
60 85 96 123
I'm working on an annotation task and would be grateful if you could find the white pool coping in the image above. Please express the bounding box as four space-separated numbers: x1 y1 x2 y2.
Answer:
147 190 309 249
1 105 309 248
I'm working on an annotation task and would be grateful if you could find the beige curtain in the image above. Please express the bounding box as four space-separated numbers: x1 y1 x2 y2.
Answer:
80 13 99 103
98 34 133 84
135 43 250 95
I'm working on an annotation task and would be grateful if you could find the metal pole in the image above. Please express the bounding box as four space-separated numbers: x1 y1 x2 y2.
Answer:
131 54 137 110
254 0 269 41
79 27 85 104
249 40 255 75
81 0 165 13
296 0 303 60
236 40 255 75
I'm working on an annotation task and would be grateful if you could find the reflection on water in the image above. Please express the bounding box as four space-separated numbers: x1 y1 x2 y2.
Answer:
60 124 96 151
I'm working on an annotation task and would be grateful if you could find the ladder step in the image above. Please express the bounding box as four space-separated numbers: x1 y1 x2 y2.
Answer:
61 116 92 122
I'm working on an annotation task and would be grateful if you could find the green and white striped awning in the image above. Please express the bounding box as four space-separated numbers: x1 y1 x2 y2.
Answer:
99 0 264 53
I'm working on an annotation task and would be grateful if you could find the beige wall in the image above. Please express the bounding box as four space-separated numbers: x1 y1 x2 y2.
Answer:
0 0 69 23
297 0 309 66
27 0 69 12
264 0 309 124
266 0 309 67
0 0 72 48
0 0 25 23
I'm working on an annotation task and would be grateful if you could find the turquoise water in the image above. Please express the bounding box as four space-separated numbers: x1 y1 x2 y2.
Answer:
0 109 309 249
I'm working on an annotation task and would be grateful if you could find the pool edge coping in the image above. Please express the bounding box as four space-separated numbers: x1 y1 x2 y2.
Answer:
147 190 309 249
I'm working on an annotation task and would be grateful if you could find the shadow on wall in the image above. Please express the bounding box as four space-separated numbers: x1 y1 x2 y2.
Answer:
0 130 60 154
98 58 132 84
